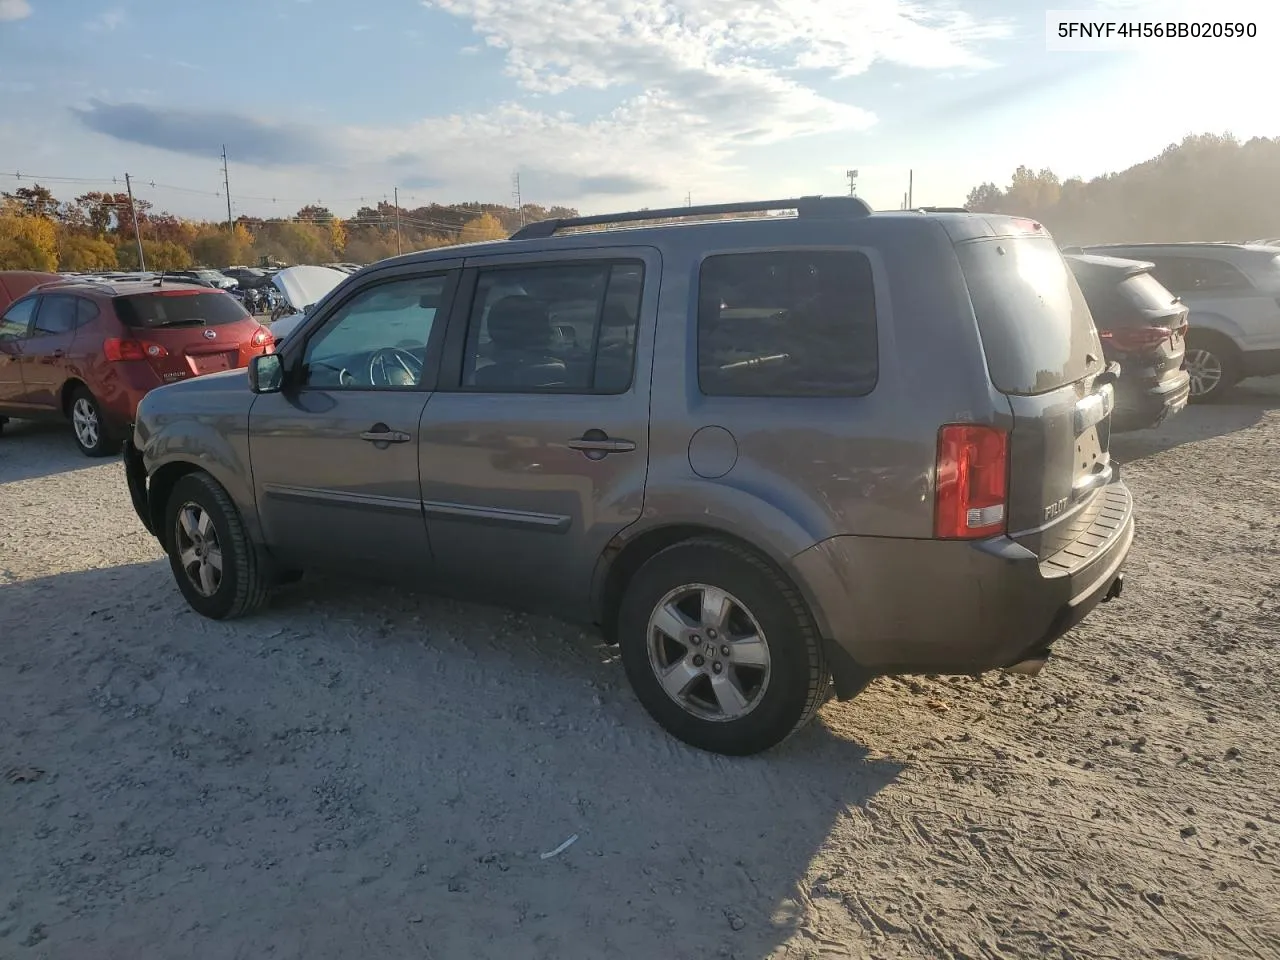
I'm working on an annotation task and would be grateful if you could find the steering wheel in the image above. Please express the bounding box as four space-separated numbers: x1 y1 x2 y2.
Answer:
369 347 423 387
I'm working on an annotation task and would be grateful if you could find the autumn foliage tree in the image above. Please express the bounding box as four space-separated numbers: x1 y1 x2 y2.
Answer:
0 184 565 272
965 133 1280 243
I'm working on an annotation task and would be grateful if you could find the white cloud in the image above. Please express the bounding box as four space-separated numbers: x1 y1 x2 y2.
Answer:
86 6 124 31
400 0 1010 198
69 1 1011 211
0 0 31 21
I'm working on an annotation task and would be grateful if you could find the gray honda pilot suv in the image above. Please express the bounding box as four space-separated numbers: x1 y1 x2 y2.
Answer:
123 197 1133 756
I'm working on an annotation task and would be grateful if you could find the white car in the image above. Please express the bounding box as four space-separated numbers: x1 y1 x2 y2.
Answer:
267 266 349 343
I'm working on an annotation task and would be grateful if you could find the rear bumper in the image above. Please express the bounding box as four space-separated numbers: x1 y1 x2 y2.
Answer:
791 478 1134 680
96 364 164 438
1112 369 1190 432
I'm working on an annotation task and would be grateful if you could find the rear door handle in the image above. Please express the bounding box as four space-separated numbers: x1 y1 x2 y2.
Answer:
51 349 65 358
567 431 636 457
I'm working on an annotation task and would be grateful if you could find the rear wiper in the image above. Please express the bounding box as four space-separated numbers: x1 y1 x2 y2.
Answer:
150 319 204 328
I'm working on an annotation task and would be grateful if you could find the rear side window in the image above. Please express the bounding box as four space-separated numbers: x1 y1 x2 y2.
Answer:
461 261 642 394
957 237 1102 396
1146 256 1253 294
697 250 877 397
32 295 81 336
115 291 249 328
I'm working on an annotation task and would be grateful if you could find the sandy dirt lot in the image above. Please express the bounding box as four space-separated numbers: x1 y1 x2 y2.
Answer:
2 380 1278 960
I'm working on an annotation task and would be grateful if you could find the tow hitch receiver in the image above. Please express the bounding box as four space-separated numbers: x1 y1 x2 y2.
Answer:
1103 573 1124 603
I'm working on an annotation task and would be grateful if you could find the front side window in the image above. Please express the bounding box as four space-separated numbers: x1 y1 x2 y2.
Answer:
461 261 643 393
697 250 878 397
0 298 36 340
302 273 448 389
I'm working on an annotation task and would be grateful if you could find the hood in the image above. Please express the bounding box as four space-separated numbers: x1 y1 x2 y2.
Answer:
271 265 347 312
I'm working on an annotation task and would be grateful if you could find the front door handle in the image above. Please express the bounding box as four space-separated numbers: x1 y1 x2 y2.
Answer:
360 422 412 445
567 429 636 459
51 349 65 358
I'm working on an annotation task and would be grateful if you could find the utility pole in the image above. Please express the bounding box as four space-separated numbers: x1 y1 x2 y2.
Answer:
908 169 914 209
124 173 146 271
846 169 859 196
685 191 692 207
511 172 524 227
393 187 402 256
221 145 233 232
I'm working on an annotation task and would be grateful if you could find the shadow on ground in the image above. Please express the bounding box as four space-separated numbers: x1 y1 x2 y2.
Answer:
2 560 903 960
0 418 104 484
1112 375 1279 462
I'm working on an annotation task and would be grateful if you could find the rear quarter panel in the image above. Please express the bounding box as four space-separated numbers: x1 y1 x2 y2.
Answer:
643 215 997 555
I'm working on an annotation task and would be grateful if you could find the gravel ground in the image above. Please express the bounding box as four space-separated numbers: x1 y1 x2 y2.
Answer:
2 380 1278 960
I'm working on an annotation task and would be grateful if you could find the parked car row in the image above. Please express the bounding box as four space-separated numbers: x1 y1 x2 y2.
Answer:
7 203 1276 755
1061 241 1280 405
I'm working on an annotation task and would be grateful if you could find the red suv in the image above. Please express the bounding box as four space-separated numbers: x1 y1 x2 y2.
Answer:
0 280 274 455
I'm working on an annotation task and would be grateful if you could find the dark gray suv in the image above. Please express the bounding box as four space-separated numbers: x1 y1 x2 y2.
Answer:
123 197 1133 755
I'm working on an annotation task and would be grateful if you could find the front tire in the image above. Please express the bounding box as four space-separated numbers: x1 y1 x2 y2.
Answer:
69 386 119 457
164 472 271 620
618 538 830 756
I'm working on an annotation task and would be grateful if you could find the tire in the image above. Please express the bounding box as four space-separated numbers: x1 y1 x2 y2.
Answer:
617 537 830 756
0 416 7 436
1185 334 1241 403
163 472 271 620
68 386 119 457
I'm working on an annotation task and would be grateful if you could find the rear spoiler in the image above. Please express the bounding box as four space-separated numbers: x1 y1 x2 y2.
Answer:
1064 253 1157 281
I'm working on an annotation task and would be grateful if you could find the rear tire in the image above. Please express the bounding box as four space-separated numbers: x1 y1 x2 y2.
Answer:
618 538 830 756
163 472 271 620
1185 333 1241 402
68 386 119 457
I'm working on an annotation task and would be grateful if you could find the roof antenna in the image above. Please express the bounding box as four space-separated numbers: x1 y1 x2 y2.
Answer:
154 270 165 287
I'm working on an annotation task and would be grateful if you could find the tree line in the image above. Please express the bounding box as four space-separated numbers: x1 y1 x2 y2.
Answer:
965 133 1280 243
0 184 579 272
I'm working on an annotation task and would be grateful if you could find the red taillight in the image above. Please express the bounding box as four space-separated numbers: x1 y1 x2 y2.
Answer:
1098 326 1172 352
250 327 274 349
934 424 1009 540
103 337 169 362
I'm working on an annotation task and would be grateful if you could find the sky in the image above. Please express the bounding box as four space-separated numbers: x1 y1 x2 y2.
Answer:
0 0 1276 221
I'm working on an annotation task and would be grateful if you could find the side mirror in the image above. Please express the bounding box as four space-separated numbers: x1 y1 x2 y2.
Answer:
248 353 284 394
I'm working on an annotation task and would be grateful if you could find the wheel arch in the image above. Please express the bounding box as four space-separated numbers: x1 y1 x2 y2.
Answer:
60 377 88 417
591 521 834 648
147 460 207 549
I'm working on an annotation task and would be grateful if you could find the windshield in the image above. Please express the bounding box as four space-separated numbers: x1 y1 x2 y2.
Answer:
115 291 250 328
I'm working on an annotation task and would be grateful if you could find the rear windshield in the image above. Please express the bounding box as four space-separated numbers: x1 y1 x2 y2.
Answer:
957 236 1103 396
115 291 249 328
1121 272 1178 311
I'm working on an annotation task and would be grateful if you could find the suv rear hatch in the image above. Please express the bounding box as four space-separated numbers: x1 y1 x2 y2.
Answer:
956 231 1118 560
113 288 268 380
1068 255 1188 385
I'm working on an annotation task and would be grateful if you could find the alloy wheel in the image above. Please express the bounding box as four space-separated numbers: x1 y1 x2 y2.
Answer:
645 583 772 722
174 502 224 597
1185 348 1223 398
72 397 100 450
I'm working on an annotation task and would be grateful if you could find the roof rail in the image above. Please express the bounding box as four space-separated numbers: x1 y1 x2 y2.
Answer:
915 206 969 213
509 195 873 241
